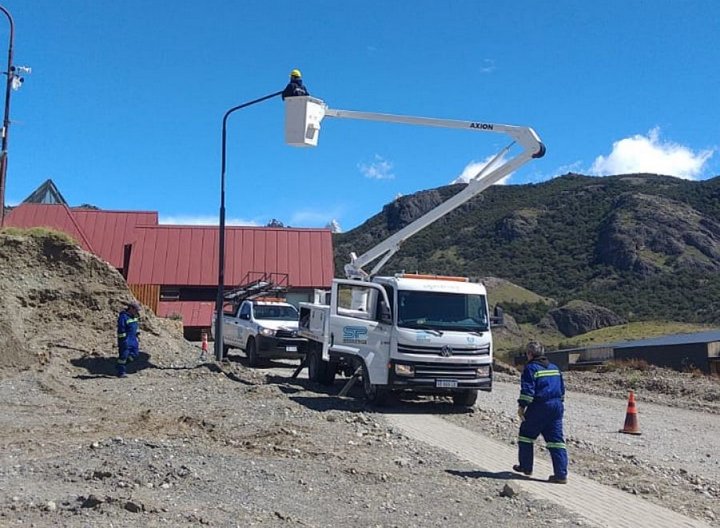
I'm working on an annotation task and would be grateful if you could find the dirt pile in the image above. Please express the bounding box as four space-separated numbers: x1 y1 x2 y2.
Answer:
0 230 195 373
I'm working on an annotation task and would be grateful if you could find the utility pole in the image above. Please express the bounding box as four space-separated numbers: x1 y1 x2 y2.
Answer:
0 5 14 226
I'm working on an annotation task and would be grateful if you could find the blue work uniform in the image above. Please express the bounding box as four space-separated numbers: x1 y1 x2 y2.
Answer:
116 309 140 376
282 78 309 100
517 356 568 479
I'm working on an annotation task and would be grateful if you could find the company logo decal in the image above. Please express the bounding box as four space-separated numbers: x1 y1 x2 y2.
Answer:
343 326 368 344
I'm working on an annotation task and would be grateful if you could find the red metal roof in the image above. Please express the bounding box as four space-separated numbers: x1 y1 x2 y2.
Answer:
5 203 95 252
157 301 215 328
72 209 158 268
4 204 158 269
126 225 334 288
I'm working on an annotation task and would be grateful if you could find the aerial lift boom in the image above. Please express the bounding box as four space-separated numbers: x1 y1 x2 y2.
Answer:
318 107 546 279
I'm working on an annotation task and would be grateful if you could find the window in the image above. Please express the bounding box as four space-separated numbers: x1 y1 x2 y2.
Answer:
336 283 378 320
397 290 489 332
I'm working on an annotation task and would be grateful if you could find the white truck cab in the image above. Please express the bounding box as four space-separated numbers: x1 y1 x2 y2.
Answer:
299 274 499 406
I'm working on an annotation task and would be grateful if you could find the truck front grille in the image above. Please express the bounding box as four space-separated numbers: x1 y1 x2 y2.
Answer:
411 361 482 379
275 329 300 339
397 343 490 356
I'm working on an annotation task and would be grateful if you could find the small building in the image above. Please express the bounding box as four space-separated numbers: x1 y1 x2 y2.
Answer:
612 330 720 375
550 330 720 375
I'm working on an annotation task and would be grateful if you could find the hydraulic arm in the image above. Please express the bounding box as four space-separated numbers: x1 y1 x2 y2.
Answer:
321 107 545 279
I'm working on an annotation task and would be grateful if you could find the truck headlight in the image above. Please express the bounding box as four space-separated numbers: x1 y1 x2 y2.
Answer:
259 327 275 337
476 365 490 377
394 364 415 377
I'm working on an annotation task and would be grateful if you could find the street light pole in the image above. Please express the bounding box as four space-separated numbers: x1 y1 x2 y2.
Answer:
214 90 283 361
0 5 14 226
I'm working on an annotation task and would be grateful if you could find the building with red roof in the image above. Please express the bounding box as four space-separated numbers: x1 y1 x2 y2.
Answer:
4 180 335 336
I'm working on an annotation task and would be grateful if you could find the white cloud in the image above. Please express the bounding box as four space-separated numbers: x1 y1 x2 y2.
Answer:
590 128 714 180
452 153 511 185
358 155 395 180
159 214 258 226
479 58 495 74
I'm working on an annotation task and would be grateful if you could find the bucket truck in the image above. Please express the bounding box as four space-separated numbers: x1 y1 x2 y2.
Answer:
288 97 545 406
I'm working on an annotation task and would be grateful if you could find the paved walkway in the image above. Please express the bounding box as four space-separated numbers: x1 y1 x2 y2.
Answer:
386 413 712 528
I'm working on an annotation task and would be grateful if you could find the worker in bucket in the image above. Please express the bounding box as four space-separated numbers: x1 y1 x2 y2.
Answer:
282 68 309 100
116 301 141 378
513 341 568 484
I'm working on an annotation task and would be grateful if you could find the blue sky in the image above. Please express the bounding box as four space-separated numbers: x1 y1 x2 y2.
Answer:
3 1 718 231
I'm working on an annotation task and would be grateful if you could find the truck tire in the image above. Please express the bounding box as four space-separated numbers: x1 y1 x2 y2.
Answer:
308 348 336 386
452 390 478 408
361 362 388 406
246 338 261 367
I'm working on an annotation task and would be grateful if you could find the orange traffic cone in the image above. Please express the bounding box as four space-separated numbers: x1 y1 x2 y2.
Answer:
619 390 641 435
200 331 209 359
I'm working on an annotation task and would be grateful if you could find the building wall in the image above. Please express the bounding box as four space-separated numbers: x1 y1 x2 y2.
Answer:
614 343 712 373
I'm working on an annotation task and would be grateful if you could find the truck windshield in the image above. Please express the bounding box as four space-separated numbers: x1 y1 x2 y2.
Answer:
253 305 299 321
397 290 489 332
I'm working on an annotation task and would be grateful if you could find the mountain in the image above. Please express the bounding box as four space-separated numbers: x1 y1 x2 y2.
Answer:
333 173 720 324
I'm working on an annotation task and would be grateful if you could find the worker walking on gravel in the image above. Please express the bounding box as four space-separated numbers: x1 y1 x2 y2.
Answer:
513 341 568 484
116 301 141 378
282 68 309 100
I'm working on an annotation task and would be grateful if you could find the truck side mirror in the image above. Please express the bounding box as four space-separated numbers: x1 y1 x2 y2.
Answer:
379 301 392 325
490 305 504 328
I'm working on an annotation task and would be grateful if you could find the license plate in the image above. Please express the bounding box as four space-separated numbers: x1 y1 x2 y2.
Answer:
286 346 298 352
436 379 458 388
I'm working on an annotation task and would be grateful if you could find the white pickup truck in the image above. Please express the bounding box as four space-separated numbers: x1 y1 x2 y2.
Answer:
212 299 306 367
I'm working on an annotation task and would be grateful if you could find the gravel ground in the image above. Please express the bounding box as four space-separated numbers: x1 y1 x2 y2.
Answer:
0 353 591 528
1 233 718 526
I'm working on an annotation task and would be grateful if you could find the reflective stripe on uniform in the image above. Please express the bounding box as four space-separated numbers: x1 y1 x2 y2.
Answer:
117 359 127 365
533 369 560 379
117 333 127 338
519 394 534 403
518 436 535 444
546 441 566 450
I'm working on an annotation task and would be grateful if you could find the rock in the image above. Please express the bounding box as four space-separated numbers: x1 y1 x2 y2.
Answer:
124 501 143 513
79 495 104 509
45 501 57 511
499 484 517 498
545 300 626 337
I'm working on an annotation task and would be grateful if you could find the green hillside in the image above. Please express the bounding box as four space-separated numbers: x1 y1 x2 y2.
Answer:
334 173 720 325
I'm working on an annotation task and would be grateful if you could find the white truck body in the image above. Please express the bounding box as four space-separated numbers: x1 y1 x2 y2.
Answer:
212 299 306 366
288 99 543 405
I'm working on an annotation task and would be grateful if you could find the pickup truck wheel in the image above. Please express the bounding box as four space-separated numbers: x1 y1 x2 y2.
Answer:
452 390 478 407
246 338 261 367
361 362 388 406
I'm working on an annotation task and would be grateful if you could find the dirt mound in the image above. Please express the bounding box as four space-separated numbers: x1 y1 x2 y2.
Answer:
0 230 195 373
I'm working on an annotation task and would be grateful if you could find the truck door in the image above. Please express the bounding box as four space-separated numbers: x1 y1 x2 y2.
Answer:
329 280 392 385
236 302 252 347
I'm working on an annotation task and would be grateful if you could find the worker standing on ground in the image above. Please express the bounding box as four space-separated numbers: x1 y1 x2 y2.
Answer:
282 69 309 100
513 341 568 483
116 301 141 378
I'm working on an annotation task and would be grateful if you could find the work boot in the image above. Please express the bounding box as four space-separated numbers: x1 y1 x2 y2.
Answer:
512 464 532 476
548 475 568 484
